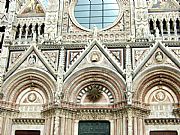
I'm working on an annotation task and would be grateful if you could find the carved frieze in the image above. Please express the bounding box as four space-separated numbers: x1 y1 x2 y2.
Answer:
12 118 45 125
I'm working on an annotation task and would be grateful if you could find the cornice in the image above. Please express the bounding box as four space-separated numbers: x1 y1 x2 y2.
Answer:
145 118 180 125
12 118 45 125
7 41 180 50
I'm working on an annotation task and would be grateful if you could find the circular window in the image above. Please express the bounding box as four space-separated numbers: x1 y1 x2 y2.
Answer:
73 0 120 30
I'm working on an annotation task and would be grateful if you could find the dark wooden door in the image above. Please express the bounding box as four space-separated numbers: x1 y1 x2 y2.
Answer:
78 121 110 135
150 131 178 135
15 130 40 135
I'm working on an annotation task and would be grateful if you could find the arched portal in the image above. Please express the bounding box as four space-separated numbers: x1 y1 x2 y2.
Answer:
63 67 126 105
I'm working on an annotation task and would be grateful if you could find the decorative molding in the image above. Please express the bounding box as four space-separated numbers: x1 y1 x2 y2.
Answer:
145 118 180 125
12 118 45 125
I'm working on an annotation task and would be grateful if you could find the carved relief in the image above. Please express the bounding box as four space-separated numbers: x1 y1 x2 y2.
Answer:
155 91 166 101
46 14 57 39
147 0 178 9
90 51 101 63
21 0 44 14
109 49 123 67
171 48 180 59
9 51 24 67
132 48 149 68
28 93 37 102
66 49 83 69
155 51 164 63
42 50 59 70
28 54 37 65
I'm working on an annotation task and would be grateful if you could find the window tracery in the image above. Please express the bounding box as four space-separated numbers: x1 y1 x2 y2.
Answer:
74 0 119 29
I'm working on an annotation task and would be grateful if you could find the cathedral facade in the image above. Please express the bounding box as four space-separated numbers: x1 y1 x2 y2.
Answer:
0 0 179 135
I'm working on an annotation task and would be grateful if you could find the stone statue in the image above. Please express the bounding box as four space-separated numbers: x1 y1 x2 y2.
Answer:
155 27 160 37
126 91 132 105
93 25 98 39
28 55 36 65
155 51 163 62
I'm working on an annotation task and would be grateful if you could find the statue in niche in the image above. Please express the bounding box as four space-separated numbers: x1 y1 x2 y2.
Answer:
126 91 132 105
28 54 36 65
155 27 160 37
55 91 64 103
93 25 98 39
91 52 100 62
126 64 133 104
155 51 163 62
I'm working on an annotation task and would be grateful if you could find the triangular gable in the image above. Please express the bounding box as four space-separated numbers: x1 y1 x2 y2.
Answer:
133 41 180 78
18 0 45 16
64 39 124 80
5 45 56 79
0 15 8 24
148 0 180 10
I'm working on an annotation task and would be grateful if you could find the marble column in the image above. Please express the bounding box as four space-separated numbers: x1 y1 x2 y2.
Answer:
134 117 138 135
123 116 127 135
167 19 171 36
173 19 177 35
2 116 12 135
25 27 29 44
54 116 60 135
60 116 65 135
18 27 22 44
160 20 163 37
127 110 133 135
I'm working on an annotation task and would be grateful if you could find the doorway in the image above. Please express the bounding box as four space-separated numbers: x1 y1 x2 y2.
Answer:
150 131 178 135
15 130 40 135
78 121 110 135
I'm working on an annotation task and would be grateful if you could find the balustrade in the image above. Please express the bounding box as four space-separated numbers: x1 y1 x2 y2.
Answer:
149 16 180 40
15 23 45 44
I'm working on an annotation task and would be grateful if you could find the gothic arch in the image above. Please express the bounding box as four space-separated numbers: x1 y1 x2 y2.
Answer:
2 68 56 103
63 67 126 104
133 65 180 103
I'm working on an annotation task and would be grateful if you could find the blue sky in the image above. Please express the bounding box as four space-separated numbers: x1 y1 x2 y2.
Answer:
40 0 48 7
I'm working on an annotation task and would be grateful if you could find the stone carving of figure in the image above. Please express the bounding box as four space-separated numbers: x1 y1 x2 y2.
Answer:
28 55 36 65
155 27 160 37
30 0 36 10
126 64 133 104
91 52 100 62
155 51 163 62
55 91 64 103
126 91 132 105
93 25 98 39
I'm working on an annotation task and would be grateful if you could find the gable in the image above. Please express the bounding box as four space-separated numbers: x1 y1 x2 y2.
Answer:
64 40 124 80
148 0 180 10
5 45 56 80
18 0 45 16
133 41 180 78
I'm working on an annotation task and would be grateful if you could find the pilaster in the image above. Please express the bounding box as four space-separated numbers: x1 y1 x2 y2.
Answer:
127 109 133 135
45 0 59 40
134 0 151 40
55 46 65 103
125 45 133 105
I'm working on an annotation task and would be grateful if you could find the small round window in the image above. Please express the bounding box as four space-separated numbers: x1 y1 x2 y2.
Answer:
74 0 119 29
